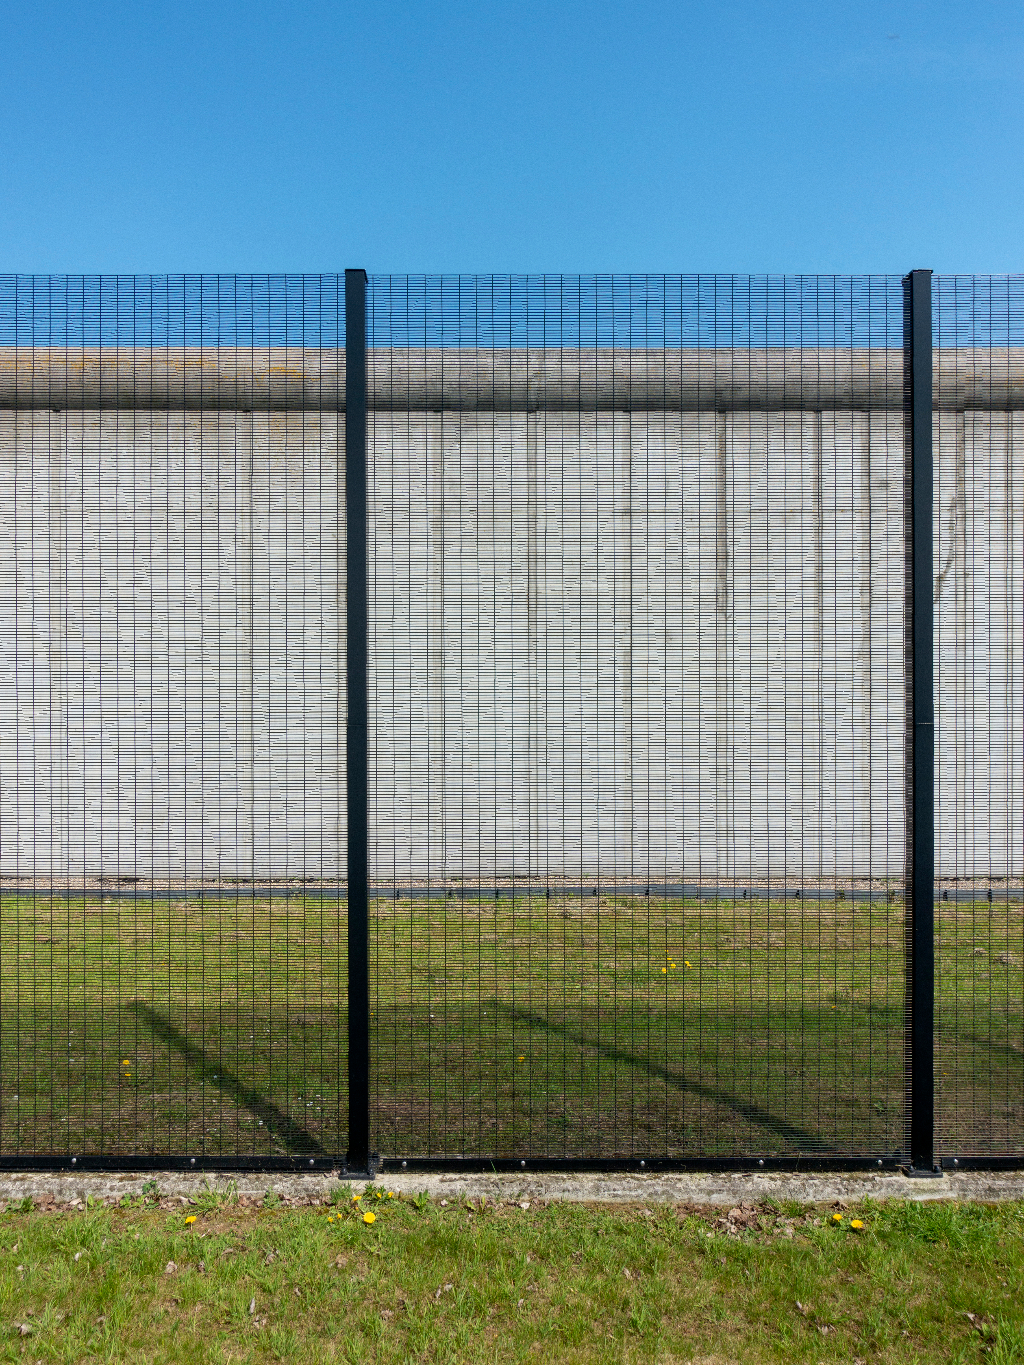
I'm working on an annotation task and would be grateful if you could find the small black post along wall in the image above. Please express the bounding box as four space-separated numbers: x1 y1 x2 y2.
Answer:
345 268 371 1172
905 268 936 1176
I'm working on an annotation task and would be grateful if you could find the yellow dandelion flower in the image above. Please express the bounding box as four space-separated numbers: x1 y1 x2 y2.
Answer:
661 967 667 974
328 1215 335 1223
363 1211 376 1225
518 1056 524 1061
185 1215 197 1225
670 962 677 968
122 1059 130 1065
375 1190 383 1199
850 1219 864 1230
685 961 692 968
387 1191 395 1199
831 1213 843 1223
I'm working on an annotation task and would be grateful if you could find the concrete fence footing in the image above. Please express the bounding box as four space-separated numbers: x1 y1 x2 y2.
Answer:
1 1169 1023 1208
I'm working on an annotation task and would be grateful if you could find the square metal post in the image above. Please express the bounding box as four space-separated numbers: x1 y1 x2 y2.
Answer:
345 268 370 1171
904 268 937 1174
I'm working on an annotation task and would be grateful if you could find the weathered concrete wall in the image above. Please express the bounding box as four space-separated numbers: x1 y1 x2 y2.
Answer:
935 411 1024 880
0 410 344 878
0 404 1019 880
2 345 1024 412
369 410 907 879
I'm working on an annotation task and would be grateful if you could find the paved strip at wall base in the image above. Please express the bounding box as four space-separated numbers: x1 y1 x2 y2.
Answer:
1 1170 1023 1207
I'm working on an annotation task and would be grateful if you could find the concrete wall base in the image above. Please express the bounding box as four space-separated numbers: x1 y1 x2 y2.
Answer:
1 1168 1023 1208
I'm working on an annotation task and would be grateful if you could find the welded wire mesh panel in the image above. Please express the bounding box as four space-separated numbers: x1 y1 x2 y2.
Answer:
934 276 1024 1160
367 275 908 1160
0 276 347 1161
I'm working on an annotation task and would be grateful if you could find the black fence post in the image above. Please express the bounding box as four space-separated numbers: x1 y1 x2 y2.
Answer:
904 268 937 1175
345 268 370 1172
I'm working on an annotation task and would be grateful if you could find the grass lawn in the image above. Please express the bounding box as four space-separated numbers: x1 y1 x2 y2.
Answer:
0 892 1022 1161
1 1187 1024 1362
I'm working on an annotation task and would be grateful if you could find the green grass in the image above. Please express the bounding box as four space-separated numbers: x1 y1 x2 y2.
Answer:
1 1190 1024 1362
0 893 1022 1160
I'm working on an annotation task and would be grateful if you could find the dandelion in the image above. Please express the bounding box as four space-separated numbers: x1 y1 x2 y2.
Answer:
363 1211 376 1225
122 1059 130 1066
518 1056 524 1062
850 1219 864 1230
185 1215 197 1225
328 1216 335 1223
670 962 677 968
685 961 692 968
661 968 667 974
375 1190 383 1199
831 1213 843 1223
387 1191 395 1199
351 1194 362 1203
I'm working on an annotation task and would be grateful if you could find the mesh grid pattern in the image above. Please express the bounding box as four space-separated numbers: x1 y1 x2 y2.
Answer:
933 275 1024 1160
367 275 909 1160
0 272 1021 1168
0 276 348 1162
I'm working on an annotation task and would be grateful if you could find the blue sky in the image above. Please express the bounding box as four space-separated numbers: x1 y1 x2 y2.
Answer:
0 0 1021 273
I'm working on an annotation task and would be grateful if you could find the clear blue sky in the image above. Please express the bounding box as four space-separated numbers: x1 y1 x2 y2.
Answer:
1 0 1020 274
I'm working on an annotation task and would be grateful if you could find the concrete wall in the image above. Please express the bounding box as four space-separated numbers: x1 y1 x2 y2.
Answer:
935 412 1024 881
0 404 1019 880
369 410 906 880
0 410 344 878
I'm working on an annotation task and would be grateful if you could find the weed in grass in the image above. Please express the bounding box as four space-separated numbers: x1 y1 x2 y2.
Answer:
991 1320 1024 1364
193 1177 238 1211
628 1296 657 1337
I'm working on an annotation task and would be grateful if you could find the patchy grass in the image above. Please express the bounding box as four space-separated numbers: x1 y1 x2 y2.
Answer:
0 891 1022 1159
0 1191 1023 1362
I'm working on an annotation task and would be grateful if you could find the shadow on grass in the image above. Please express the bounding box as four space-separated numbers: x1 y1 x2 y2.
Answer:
127 1001 324 1155
502 1004 843 1154
943 1028 1024 1070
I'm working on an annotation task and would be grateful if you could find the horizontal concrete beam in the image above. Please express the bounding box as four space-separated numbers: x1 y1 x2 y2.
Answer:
0 1168 1022 1206
1 347 1022 411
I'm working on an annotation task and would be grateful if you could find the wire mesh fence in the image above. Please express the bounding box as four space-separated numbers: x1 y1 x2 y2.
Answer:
0 272 1020 1170
933 275 1024 1162
0 276 349 1165
366 275 910 1162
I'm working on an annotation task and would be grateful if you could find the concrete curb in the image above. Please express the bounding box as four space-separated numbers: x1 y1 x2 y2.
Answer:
0 1169 1022 1208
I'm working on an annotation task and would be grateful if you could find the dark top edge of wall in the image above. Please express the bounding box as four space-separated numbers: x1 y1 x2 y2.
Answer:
0 347 1021 412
